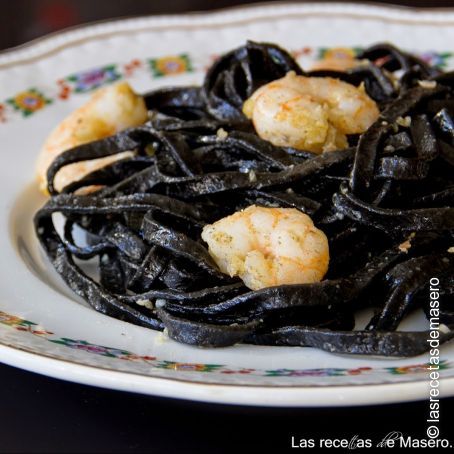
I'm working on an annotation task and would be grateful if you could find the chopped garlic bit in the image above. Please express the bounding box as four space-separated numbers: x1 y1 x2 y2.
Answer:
440 324 451 334
156 329 169 344
448 246 454 253
155 299 167 308
248 169 257 182
136 299 154 310
216 128 228 140
396 116 412 128
417 80 437 89
385 69 401 91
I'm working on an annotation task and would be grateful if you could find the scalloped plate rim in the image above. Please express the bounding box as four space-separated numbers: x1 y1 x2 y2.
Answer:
3 2 454 67
2 341 453 407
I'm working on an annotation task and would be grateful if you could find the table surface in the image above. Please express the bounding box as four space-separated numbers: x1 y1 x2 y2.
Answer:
1 363 452 453
2 1 454 453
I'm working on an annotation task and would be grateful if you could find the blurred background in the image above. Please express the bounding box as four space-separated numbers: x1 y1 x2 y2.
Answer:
1 0 453 51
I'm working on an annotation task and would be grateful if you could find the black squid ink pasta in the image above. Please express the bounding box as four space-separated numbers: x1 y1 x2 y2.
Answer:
34 41 454 355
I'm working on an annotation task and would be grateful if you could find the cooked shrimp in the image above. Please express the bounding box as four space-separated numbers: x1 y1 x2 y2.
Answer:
310 57 359 72
310 47 360 72
36 81 148 194
243 71 379 153
201 205 329 290
310 48 360 72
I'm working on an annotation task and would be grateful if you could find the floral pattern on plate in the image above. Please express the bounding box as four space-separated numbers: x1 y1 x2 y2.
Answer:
6 88 52 117
1 48 451 123
0 310 450 378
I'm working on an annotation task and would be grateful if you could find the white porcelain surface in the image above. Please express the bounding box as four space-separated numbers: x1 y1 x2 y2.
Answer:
1 2 454 406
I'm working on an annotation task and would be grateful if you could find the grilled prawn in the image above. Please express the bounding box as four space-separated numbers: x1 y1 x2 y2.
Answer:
36 81 148 194
202 205 329 290
243 71 379 153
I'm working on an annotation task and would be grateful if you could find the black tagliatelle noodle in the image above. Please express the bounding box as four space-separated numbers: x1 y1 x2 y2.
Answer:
35 41 454 356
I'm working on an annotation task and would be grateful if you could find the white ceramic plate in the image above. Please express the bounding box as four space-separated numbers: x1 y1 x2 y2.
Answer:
1 2 454 407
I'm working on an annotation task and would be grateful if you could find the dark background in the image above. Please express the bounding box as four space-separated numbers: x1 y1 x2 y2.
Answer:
0 362 452 453
1 1 454 453
3 0 454 51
